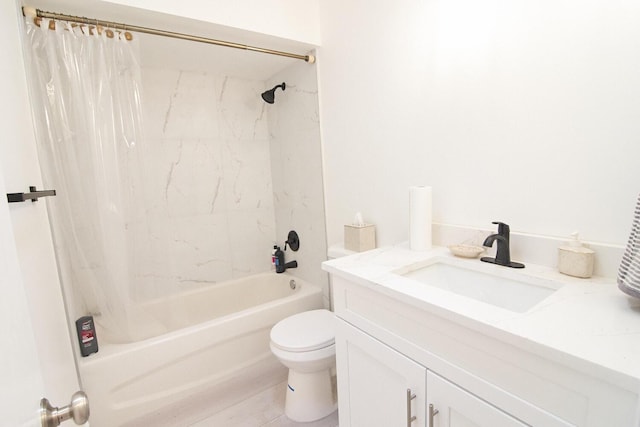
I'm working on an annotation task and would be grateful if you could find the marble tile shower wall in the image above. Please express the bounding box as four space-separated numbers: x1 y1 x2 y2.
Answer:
268 59 329 304
133 68 276 301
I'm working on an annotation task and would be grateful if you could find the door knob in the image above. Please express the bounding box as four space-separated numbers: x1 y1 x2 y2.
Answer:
40 391 89 426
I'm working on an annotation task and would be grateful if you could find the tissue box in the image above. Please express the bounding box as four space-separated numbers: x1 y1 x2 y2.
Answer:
344 224 376 252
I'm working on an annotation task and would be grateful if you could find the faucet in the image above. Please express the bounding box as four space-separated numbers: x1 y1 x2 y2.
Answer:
480 222 525 268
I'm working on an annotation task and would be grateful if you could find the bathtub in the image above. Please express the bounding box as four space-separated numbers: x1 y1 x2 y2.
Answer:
78 272 324 427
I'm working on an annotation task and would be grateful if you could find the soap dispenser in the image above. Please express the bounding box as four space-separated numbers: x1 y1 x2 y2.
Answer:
558 232 595 278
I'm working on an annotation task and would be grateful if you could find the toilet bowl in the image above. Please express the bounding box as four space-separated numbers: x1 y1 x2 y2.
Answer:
270 309 337 422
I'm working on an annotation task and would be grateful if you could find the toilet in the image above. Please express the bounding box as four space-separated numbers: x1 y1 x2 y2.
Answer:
270 309 337 422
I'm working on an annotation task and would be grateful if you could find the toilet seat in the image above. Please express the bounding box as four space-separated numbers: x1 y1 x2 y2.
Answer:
270 309 335 352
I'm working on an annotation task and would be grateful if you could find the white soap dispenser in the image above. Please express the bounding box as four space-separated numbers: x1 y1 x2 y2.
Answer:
558 232 595 278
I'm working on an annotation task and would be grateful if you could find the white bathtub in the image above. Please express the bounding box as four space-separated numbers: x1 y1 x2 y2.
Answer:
78 272 324 427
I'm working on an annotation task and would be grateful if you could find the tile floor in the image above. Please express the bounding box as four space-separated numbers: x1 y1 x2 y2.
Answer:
189 381 339 427
122 361 338 427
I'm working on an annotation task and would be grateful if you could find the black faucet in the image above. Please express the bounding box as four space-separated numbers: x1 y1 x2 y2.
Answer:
480 222 525 268
277 260 298 273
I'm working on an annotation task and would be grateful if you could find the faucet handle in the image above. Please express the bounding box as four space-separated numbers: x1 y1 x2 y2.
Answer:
284 230 299 252
491 221 510 236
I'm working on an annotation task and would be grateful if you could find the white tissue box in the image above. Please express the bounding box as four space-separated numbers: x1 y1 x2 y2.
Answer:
344 224 376 252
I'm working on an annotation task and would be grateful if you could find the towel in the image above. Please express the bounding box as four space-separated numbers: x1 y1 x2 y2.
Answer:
618 194 640 298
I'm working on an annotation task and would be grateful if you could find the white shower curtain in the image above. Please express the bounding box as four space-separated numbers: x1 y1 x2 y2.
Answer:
23 18 157 342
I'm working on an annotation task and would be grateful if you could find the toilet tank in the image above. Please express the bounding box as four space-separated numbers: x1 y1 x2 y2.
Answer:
326 244 355 310
327 243 355 260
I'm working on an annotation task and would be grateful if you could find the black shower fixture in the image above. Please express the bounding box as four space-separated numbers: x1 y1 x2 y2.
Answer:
261 82 286 104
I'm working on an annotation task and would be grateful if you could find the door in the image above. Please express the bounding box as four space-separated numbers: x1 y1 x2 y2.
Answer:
426 371 527 427
0 173 47 427
1 1 82 426
335 319 427 427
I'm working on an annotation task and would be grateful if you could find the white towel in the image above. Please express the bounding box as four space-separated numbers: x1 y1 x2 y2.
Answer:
618 194 640 298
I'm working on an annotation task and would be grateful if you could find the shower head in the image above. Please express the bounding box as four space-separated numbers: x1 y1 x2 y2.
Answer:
261 82 286 104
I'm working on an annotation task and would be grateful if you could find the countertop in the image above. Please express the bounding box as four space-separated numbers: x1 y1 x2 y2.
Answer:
322 244 640 391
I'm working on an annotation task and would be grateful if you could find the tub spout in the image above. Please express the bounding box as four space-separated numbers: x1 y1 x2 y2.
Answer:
276 260 297 273
284 260 298 270
276 254 298 273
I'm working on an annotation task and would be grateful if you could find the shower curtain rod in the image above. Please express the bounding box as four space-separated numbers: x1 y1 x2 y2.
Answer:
22 6 316 63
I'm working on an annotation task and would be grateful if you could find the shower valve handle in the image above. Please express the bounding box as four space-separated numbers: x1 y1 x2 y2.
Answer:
284 230 299 252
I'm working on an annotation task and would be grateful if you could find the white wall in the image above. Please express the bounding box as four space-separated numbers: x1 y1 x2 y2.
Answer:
102 0 321 45
267 57 329 304
317 0 640 255
136 62 328 302
132 69 276 301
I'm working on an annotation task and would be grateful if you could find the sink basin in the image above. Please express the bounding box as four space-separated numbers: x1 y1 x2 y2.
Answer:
399 260 561 313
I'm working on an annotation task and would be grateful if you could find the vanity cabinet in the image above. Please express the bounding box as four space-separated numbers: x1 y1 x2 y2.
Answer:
337 319 562 427
330 274 634 426
427 371 527 427
335 319 426 426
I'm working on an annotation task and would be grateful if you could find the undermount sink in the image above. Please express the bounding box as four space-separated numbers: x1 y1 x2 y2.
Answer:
398 260 561 313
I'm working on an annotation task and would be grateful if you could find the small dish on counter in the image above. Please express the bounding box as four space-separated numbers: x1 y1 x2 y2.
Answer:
448 244 485 258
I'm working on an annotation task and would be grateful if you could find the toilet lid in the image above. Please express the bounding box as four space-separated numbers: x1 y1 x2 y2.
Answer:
270 309 335 352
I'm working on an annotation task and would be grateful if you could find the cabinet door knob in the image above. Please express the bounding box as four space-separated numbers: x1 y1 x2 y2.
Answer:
428 403 439 426
406 388 417 426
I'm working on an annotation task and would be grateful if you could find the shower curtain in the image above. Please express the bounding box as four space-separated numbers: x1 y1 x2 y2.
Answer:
23 18 157 342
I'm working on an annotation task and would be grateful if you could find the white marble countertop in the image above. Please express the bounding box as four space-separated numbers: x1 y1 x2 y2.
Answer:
323 244 640 391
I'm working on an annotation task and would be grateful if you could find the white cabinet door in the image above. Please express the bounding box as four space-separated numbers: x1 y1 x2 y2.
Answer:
427 371 527 427
335 319 427 427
